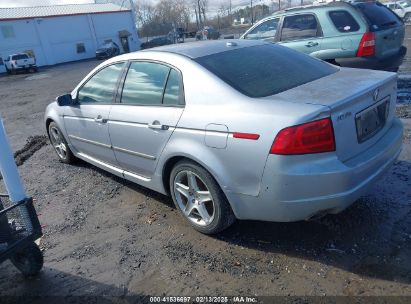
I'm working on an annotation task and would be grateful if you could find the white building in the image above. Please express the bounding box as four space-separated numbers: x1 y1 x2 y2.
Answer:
0 3 141 73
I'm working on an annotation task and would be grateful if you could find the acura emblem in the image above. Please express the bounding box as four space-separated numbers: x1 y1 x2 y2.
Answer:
373 88 379 101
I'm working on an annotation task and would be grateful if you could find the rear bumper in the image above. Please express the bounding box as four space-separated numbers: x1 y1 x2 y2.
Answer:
335 46 407 72
13 64 37 70
226 118 403 222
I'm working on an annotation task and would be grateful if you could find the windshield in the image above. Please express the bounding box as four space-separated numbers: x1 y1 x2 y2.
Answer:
195 44 338 98
99 42 113 48
354 2 402 30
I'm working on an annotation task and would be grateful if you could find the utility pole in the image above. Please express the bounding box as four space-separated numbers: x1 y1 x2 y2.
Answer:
128 0 137 32
229 0 232 26
251 0 254 25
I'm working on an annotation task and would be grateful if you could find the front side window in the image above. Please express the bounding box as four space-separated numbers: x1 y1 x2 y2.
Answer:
121 62 170 105
281 14 320 41
244 18 280 41
77 62 125 104
329 10 360 32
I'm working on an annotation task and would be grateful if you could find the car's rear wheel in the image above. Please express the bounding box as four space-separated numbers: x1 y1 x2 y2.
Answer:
170 160 236 234
5 67 11 75
48 122 75 164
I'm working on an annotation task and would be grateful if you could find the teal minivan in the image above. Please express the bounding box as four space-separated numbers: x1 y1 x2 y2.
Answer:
241 1 406 71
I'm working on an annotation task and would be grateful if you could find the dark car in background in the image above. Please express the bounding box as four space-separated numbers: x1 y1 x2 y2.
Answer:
95 41 120 59
196 26 221 40
141 36 173 49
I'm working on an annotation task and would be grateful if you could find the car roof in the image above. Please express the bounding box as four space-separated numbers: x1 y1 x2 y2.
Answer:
141 39 267 59
272 1 355 15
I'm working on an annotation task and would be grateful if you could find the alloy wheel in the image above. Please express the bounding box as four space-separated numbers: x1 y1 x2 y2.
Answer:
173 170 215 226
49 126 67 160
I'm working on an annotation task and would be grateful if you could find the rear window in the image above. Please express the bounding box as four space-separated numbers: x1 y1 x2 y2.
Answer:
195 44 338 98
12 54 28 60
329 10 360 32
354 2 402 31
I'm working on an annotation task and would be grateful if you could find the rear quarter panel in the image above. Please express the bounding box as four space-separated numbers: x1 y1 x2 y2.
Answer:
155 60 329 198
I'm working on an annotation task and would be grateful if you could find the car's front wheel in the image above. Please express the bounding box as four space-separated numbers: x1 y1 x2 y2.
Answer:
170 160 236 234
48 122 75 164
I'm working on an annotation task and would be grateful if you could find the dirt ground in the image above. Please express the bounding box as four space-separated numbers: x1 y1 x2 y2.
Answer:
0 36 411 301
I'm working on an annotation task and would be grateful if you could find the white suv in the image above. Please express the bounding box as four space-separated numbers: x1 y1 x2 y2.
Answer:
384 1 411 22
4 53 37 75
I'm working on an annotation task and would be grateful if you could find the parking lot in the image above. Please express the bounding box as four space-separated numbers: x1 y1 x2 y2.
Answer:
0 40 410 298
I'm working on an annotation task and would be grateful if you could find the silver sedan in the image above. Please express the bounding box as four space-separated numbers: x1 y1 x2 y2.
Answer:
45 40 403 234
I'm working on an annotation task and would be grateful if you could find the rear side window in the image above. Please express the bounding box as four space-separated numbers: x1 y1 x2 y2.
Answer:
163 69 183 105
12 54 28 60
195 44 337 98
354 2 402 30
121 62 170 105
281 14 321 41
329 10 360 32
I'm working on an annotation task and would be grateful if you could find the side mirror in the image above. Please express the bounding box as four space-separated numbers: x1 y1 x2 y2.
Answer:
56 94 73 106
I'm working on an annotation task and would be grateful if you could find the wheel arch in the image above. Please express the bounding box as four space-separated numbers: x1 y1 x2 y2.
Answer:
161 154 237 219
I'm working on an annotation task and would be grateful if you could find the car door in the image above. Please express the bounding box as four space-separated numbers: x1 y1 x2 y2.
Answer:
278 13 322 55
63 62 126 165
242 17 281 43
108 61 185 179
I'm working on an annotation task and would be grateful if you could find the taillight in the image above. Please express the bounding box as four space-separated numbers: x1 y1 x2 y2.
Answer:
270 118 335 155
356 32 375 57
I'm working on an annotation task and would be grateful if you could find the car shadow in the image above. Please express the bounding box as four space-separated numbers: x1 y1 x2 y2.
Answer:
70 157 411 285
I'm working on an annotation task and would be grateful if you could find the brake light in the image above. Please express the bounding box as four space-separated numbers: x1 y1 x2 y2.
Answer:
356 32 375 57
270 118 335 155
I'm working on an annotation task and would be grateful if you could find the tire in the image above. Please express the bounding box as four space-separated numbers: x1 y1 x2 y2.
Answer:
48 121 76 164
11 68 16 75
5 67 11 75
169 160 236 234
10 242 43 277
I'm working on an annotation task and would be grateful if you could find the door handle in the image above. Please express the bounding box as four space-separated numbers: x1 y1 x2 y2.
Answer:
305 41 319 47
94 115 107 123
148 121 169 130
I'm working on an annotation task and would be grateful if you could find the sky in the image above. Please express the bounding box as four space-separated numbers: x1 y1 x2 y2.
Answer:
0 0 283 11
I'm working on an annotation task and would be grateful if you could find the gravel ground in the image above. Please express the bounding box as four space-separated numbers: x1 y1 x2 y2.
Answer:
0 44 410 299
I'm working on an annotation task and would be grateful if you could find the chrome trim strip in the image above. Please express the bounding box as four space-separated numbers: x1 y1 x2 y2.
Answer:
68 135 111 149
112 146 156 160
123 170 151 182
77 152 123 176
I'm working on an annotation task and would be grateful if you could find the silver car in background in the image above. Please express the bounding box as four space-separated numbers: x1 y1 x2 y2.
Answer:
45 40 403 234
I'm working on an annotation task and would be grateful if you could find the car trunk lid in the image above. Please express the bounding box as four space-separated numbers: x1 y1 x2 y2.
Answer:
268 68 397 162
